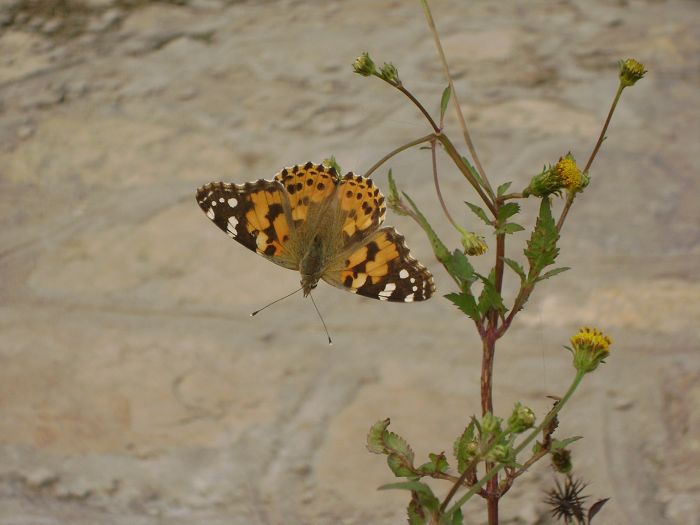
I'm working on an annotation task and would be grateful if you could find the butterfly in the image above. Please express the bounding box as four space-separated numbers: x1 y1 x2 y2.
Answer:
195 162 435 302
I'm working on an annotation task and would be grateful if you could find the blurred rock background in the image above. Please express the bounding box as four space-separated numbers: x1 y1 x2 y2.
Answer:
0 0 698 524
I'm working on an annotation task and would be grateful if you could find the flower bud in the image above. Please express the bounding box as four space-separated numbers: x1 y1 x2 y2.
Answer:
619 58 647 88
508 403 535 434
352 52 377 77
481 412 502 435
551 447 572 474
569 326 612 373
459 228 487 256
380 62 401 85
488 444 516 465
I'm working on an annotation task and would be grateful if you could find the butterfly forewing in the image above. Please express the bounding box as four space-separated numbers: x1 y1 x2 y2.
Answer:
196 179 298 269
337 173 387 245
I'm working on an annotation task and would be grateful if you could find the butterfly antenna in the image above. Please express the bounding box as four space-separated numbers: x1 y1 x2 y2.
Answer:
309 292 333 345
251 287 303 317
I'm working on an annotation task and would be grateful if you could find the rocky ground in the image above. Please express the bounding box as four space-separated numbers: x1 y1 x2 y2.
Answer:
0 0 698 524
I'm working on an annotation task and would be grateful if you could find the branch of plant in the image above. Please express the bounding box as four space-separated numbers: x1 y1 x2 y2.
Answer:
430 139 460 230
444 370 586 518
396 84 441 133
558 82 624 233
436 134 497 215
363 134 437 179
499 446 549 496
419 0 494 199
497 192 526 202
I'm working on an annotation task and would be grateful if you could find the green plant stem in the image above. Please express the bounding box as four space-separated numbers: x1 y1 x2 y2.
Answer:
436 134 497 216
420 0 493 198
430 139 459 229
558 82 624 232
363 134 436 179
445 370 586 518
498 192 525 201
396 84 441 133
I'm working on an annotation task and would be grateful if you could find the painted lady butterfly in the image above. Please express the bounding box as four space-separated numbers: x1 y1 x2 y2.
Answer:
196 162 435 302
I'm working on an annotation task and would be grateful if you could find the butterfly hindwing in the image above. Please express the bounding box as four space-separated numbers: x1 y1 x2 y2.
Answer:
323 227 435 302
196 180 298 269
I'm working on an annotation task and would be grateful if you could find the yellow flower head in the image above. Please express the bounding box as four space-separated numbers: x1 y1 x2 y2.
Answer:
555 154 582 191
460 230 488 256
619 58 647 88
570 326 612 373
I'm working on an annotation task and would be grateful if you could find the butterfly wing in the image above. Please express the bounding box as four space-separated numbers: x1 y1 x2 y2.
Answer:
196 179 298 269
322 227 435 302
337 172 386 245
274 162 339 227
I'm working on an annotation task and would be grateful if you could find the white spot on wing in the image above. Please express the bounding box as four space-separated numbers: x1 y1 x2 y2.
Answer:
412 285 418 291
228 197 238 208
378 282 396 298
404 293 415 302
206 208 215 219
399 269 409 279
227 216 238 234
410 277 416 283
219 197 225 203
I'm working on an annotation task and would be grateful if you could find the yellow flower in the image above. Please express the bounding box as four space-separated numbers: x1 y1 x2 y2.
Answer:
569 326 612 373
555 154 582 191
619 58 647 88
460 229 488 256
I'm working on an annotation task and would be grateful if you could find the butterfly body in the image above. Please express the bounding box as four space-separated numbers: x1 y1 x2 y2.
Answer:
196 162 435 302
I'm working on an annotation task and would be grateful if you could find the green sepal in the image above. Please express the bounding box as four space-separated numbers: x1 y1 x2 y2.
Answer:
535 266 570 282
524 198 559 279
550 436 582 451
497 181 513 197
445 292 479 321
465 201 491 226
503 257 526 283
476 270 507 316
417 452 449 475
440 85 451 121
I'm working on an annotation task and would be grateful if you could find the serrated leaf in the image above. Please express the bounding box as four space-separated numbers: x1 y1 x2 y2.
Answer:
440 85 451 121
445 250 476 290
497 202 520 222
588 498 610 522
535 266 570 282
367 419 391 454
465 201 491 226
407 495 426 525
388 453 416 477
499 222 525 235
497 181 513 197
503 257 526 281
453 419 477 474
550 436 582 451
445 292 479 321
524 198 559 278
385 430 414 461
476 271 507 316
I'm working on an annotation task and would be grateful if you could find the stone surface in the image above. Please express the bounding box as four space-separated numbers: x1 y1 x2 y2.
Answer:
0 1 698 524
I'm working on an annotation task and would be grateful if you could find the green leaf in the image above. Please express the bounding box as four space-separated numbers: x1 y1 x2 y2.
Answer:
465 201 491 226
453 419 477 474
461 156 484 187
524 198 560 279
503 257 526 282
402 191 450 263
499 222 525 235
407 495 426 525
497 181 513 197
387 169 398 199
388 453 416 477
385 430 414 461
497 202 520 222
367 419 391 454
535 266 570 282
550 436 582 451
445 250 476 290
418 452 449 475
440 85 451 121
379 481 436 498
444 507 464 525
476 271 507 316
445 292 479 321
